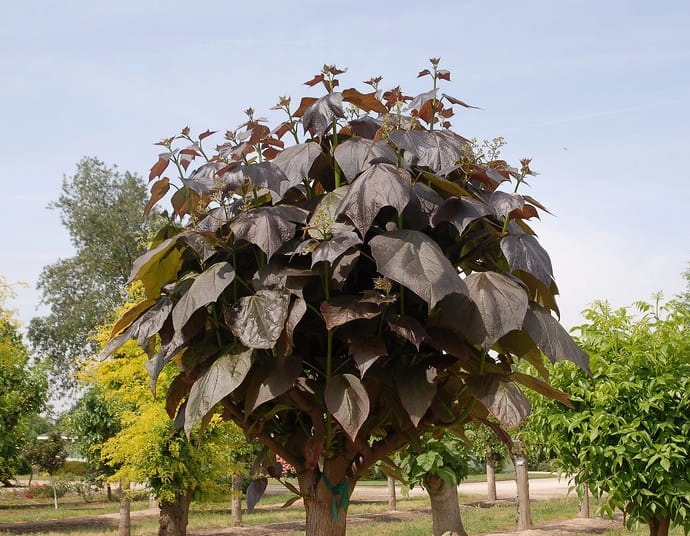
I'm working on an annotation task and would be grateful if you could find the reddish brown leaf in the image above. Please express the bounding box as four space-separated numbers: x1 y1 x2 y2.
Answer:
149 153 172 181
342 88 388 115
509 204 540 220
199 129 217 140
145 177 170 216
417 69 431 78
293 97 318 118
437 69 451 81
441 93 480 109
304 73 324 87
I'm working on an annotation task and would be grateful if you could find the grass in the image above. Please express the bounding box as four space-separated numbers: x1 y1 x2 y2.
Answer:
1 483 687 536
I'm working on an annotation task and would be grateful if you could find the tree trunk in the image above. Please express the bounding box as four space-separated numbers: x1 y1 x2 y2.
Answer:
577 484 590 518
512 440 532 530
107 483 113 502
647 515 671 536
297 463 354 536
387 475 397 511
425 474 468 536
486 450 497 502
158 490 192 536
231 475 243 527
118 482 131 536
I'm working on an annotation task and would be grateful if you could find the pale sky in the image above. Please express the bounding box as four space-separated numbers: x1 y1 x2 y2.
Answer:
1 0 688 332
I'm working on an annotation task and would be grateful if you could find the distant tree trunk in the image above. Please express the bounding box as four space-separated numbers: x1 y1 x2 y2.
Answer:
158 490 192 536
118 481 131 536
577 483 590 518
486 448 497 502
512 440 532 530
50 474 58 509
425 474 468 536
106 483 113 502
387 476 397 511
647 515 671 536
231 475 243 527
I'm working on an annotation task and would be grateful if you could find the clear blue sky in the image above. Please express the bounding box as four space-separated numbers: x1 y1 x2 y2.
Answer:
1 0 688 331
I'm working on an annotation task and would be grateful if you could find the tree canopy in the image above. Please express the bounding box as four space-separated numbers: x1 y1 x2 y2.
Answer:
103 60 588 535
0 277 48 485
531 288 690 536
28 157 159 390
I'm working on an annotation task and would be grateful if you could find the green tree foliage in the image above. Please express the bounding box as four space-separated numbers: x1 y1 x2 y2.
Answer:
0 278 48 485
531 292 690 536
103 60 587 535
86 309 249 536
28 157 159 390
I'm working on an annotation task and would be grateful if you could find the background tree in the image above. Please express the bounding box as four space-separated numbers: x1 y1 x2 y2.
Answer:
24 429 68 509
395 430 470 536
87 313 249 536
531 290 690 536
0 277 48 486
104 60 587 535
28 157 159 391
464 422 509 501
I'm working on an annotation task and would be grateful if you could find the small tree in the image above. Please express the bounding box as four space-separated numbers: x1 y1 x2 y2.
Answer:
396 430 470 536
25 430 68 509
103 60 587 535
532 293 690 536
465 422 509 501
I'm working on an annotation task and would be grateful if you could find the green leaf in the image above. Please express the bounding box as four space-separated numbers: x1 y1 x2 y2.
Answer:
370 229 467 310
172 262 235 331
325 373 370 441
184 347 253 435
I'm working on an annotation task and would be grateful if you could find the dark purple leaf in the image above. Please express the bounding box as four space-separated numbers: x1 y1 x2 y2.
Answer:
244 354 302 414
335 163 411 236
388 129 468 173
396 365 437 427
347 116 382 139
196 202 242 233
184 347 254 435
435 292 486 345
311 231 362 267
246 477 268 513
432 196 490 235
489 191 524 218
441 93 480 109
467 375 531 428
227 162 289 199
500 234 554 287
302 92 345 137
523 304 590 372
387 314 427 350
225 289 292 349
402 182 444 230
465 272 528 348
369 230 467 310
325 373 370 441
183 162 242 195
272 142 323 190
349 336 388 376
330 249 360 289
172 262 235 331
333 138 397 181
276 297 307 358
320 295 382 330
178 231 221 262
230 206 307 260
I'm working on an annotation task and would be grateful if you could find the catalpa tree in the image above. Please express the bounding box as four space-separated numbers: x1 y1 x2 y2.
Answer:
103 60 588 535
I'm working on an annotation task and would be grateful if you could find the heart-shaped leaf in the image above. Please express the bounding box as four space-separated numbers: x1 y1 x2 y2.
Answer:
244 354 302 414
302 92 345 137
231 206 305 260
227 161 289 200
396 365 437 427
489 191 524 218
333 138 397 181
246 477 268 513
369 229 467 310
466 375 531 428
432 196 490 236
402 182 444 230
272 142 323 190
226 289 292 349
172 262 235 331
523 304 590 372
335 163 411 236
325 373 370 441
349 336 388 376
500 234 554 287
465 271 528 348
184 347 254 435
387 314 427 350
311 232 362 267
388 129 468 173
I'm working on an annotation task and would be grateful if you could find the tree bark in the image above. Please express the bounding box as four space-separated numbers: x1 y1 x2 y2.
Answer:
231 475 243 527
647 515 671 536
486 450 497 502
297 462 354 536
425 474 468 536
577 484 590 518
387 475 397 511
158 490 192 536
118 482 130 536
512 440 532 530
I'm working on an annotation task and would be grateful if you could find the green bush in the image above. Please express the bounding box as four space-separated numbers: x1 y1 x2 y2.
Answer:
56 460 87 476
